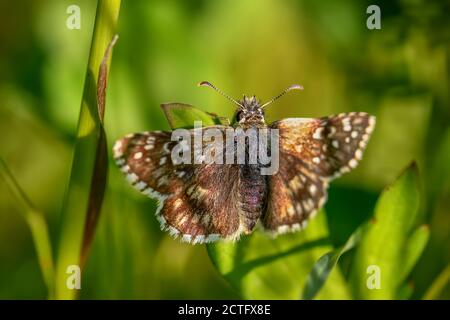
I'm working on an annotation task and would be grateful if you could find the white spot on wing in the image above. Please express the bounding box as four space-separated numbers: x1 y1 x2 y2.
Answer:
168 226 180 237
193 235 205 244
174 199 183 209
287 206 295 216
349 159 358 168
135 181 147 191
332 140 339 148
327 126 336 137
205 234 220 242
126 173 138 183
113 141 122 157
163 142 171 154
182 234 192 243
277 225 289 234
309 184 317 195
313 127 324 140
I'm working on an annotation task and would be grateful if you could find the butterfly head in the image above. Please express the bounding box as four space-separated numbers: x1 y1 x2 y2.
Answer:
235 95 265 124
198 81 303 125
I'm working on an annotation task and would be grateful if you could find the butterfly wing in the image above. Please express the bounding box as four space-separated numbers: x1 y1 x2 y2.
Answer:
113 127 246 244
262 152 328 234
262 112 375 234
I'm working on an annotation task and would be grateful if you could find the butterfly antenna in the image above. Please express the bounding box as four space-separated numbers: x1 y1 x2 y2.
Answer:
260 84 304 109
198 81 244 109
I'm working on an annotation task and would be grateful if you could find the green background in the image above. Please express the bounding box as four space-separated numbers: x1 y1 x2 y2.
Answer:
0 0 449 299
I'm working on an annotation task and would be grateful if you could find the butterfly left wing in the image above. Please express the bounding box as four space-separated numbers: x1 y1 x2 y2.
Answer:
112 128 247 244
262 112 375 234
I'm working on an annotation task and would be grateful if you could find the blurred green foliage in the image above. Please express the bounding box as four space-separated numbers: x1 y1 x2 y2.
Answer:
0 0 449 299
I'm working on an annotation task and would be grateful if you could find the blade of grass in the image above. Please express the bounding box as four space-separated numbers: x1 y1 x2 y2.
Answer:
423 264 450 300
302 224 365 300
81 34 118 268
0 159 54 298
400 224 429 284
55 0 121 300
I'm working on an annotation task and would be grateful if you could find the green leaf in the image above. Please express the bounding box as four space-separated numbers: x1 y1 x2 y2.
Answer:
0 159 54 298
349 162 422 299
302 224 365 300
397 282 414 300
400 224 429 284
207 212 351 299
161 103 224 129
55 0 121 300
423 264 450 300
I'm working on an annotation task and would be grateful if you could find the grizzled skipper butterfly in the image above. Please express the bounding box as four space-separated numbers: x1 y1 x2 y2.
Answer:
113 81 375 244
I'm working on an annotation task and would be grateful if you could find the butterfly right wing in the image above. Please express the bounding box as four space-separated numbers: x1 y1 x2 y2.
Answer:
262 113 375 235
113 128 246 243
262 151 328 234
271 113 375 178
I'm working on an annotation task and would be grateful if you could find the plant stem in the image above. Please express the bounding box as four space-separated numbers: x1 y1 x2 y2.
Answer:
54 0 121 300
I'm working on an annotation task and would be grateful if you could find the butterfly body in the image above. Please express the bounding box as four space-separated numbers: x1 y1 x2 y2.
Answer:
113 83 375 244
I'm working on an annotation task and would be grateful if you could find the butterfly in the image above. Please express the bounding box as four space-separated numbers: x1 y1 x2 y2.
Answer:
113 81 376 244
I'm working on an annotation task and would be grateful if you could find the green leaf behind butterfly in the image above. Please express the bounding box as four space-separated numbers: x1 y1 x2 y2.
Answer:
161 103 224 129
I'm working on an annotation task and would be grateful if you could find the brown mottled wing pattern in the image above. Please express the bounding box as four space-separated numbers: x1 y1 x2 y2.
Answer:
263 112 375 234
262 152 328 234
112 128 245 244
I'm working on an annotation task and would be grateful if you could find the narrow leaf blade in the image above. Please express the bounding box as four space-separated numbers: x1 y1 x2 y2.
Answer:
80 35 118 267
0 159 54 297
423 264 450 300
400 224 430 284
302 225 364 300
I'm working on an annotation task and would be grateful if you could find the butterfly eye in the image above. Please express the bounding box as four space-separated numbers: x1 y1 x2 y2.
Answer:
235 110 244 121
